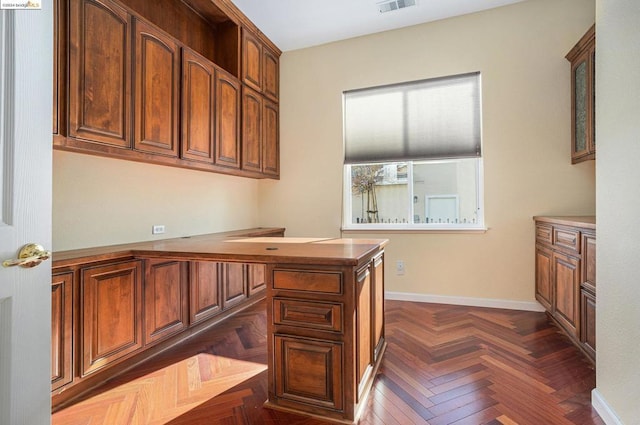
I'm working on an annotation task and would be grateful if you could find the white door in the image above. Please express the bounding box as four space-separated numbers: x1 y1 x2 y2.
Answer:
0 4 53 425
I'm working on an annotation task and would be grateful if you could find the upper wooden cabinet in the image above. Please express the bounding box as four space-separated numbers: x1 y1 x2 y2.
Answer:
181 48 216 164
134 19 180 157
242 28 279 102
55 0 281 179
242 86 263 173
68 0 131 148
566 25 595 164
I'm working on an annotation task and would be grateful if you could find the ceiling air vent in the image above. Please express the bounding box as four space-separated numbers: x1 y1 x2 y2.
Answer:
377 0 416 13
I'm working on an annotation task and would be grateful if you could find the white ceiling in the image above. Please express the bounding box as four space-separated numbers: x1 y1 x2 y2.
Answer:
229 0 526 52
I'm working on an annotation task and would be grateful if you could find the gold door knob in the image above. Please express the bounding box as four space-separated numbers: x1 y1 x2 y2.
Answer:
2 243 51 268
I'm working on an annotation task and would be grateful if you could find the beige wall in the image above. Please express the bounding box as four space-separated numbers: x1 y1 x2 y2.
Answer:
595 0 640 422
259 0 596 304
53 150 260 251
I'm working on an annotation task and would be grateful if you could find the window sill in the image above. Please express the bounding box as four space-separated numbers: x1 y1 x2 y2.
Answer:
341 225 488 234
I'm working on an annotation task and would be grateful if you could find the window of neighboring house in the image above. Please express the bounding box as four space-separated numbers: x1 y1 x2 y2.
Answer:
342 72 484 230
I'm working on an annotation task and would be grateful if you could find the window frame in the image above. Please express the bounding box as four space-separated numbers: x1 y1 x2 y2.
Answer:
342 158 486 232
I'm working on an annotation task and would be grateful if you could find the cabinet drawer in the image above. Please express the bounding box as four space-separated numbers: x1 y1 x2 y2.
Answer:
536 224 553 245
553 227 580 252
273 270 343 294
273 298 343 332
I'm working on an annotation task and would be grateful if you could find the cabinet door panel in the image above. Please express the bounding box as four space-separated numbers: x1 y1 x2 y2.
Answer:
552 252 580 337
241 86 263 172
215 70 241 168
81 261 142 377
247 263 266 296
262 99 279 178
580 288 596 359
144 260 188 344
134 19 180 157
582 233 596 287
69 0 131 147
274 335 343 411
242 29 262 91
181 49 215 163
535 245 553 311
222 263 247 308
190 261 222 324
263 46 279 101
51 272 73 391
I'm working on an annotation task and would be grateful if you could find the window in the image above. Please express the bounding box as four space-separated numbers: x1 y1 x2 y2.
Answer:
343 73 484 230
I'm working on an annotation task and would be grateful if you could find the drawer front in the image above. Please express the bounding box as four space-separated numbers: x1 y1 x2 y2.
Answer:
536 224 553 245
273 270 343 294
273 298 343 332
553 227 580 253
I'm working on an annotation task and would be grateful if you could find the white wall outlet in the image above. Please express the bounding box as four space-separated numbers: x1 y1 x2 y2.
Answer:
396 260 405 275
152 225 165 234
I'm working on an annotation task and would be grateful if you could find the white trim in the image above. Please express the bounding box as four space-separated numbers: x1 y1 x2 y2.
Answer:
592 389 623 425
385 291 546 312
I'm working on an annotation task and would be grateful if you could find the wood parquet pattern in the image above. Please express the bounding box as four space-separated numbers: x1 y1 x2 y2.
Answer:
52 300 603 425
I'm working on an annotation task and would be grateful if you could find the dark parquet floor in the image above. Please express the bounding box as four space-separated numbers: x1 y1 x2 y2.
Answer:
52 299 603 425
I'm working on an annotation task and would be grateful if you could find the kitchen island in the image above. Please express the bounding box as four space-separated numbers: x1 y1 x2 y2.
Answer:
51 229 387 424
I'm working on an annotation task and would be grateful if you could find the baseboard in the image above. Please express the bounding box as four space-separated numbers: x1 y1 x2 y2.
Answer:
592 389 623 425
385 291 546 312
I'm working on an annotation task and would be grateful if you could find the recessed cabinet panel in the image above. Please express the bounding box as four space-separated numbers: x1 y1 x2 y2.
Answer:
535 245 553 311
242 29 262 91
181 48 216 163
274 335 343 411
215 70 241 168
356 267 372 400
222 262 247 308
372 254 385 360
144 260 188 345
134 19 180 157
247 263 266 295
81 261 143 377
69 0 131 147
189 261 222 324
241 86 263 173
263 46 279 101
262 99 279 178
51 272 73 391
580 288 596 358
552 252 580 338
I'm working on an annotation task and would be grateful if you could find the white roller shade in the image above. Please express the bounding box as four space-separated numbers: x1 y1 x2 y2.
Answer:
344 72 481 164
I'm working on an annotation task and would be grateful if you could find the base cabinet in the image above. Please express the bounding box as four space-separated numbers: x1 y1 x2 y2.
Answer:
266 250 386 424
534 217 595 361
144 259 188 344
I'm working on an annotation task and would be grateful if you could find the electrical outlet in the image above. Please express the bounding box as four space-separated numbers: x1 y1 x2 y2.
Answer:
396 260 405 275
152 225 165 234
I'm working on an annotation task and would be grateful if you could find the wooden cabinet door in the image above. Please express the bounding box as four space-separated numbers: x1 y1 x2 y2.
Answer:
552 252 580 338
372 254 384 361
215 69 241 168
241 86 263 173
144 259 188 345
134 19 180 157
51 272 73 391
181 48 215 163
582 233 596 287
189 261 222 325
263 46 279 102
247 263 266 296
580 287 596 359
242 29 262 91
53 0 67 140
81 261 143 377
222 263 247 309
262 99 279 178
535 245 553 311
274 335 343 411
356 266 372 400
69 0 131 147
